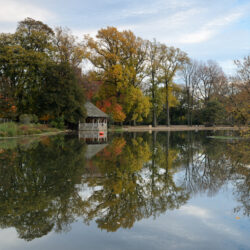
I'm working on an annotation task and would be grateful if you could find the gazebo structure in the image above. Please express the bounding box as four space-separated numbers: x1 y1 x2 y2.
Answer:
78 101 108 131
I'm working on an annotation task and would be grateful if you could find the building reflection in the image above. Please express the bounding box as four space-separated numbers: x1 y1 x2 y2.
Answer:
79 130 108 178
78 130 108 144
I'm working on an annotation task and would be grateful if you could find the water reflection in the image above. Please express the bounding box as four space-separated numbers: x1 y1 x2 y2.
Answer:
0 135 86 241
82 134 189 232
0 131 249 242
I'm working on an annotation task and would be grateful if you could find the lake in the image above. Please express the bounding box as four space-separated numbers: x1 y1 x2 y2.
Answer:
0 131 249 250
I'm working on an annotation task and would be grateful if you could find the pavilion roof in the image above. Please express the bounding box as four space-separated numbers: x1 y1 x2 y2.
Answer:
84 101 109 118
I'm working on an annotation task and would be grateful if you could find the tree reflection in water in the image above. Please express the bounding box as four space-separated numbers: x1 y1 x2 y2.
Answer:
82 133 189 232
0 135 87 241
173 131 249 216
0 132 248 241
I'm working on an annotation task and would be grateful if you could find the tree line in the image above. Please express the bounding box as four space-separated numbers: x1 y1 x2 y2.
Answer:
0 18 249 128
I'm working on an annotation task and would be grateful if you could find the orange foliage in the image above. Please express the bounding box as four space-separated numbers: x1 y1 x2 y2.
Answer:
39 114 52 121
83 79 103 100
97 99 126 122
0 95 17 118
100 137 126 159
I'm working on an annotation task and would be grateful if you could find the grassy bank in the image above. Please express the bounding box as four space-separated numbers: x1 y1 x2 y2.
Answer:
0 122 61 138
108 126 124 132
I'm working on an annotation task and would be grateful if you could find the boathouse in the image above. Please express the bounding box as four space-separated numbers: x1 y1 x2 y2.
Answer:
79 101 108 131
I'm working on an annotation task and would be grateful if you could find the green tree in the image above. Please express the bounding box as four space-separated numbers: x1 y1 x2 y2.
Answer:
38 62 86 125
0 18 86 125
202 99 225 126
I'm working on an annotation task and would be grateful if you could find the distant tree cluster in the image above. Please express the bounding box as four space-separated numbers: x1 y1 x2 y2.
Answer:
178 58 250 128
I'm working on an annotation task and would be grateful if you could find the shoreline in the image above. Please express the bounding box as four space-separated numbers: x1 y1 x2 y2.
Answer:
0 130 68 140
116 125 243 132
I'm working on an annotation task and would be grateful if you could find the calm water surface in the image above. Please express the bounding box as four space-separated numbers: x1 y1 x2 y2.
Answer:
0 131 249 250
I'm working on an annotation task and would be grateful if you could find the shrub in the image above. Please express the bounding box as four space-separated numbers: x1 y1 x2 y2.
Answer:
0 122 18 137
32 114 38 124
19 114 39 124
50 116 65 129
0 131 5 137
19 114 32 124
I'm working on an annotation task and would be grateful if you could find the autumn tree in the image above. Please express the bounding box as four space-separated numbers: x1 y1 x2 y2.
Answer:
54 27 86 67
159 45 189 126
84 27 150 124
227 56 250 132
145 40 165 126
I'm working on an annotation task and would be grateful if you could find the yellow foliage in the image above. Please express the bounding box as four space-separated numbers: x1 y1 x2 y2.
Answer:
84 27 149 122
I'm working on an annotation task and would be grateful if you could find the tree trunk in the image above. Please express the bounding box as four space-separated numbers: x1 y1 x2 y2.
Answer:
187 87 190 126
152 86 157 127
190 90 194 126
152 77 157 127
153 105 157 127
166 80 170 126
165 131 170 179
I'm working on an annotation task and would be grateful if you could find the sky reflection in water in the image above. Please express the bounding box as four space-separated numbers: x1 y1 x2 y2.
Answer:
0 131 249 250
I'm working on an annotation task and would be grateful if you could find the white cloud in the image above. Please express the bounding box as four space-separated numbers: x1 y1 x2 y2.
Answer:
178 10 245 44
208 11 244 27
160 8 203 30
179 29 214 44
121 8 158 18
179 205 212 219
0 0 55 23
120 0 195 18
113 1 248 47
179 204 243 239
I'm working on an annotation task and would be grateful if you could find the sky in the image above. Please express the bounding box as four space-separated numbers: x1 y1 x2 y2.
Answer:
0 0 250 75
